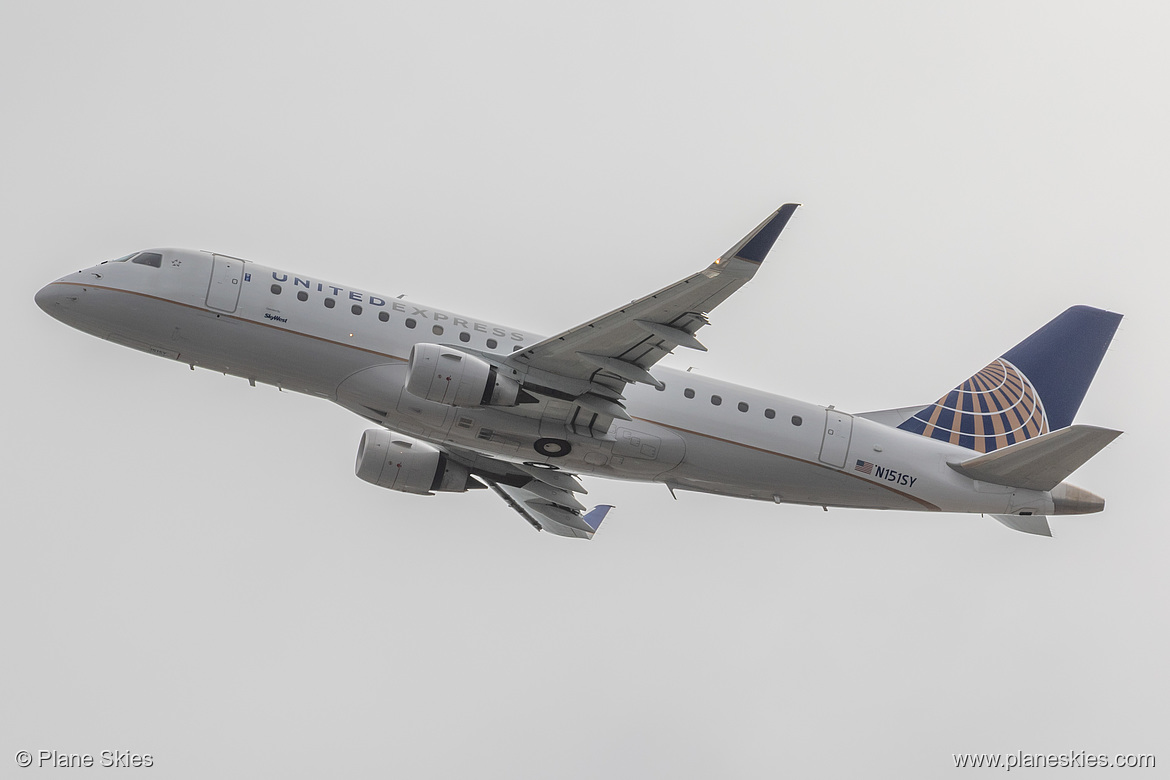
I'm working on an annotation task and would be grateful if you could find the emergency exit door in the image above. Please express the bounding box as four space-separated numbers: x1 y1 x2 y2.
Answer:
818 409 854 468
206 254 243 312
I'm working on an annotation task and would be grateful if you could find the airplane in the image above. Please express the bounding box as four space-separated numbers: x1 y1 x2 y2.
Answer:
35 205 1123 539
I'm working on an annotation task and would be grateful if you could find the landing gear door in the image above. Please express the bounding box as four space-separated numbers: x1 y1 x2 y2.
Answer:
207 254 244 313
818 409 853 468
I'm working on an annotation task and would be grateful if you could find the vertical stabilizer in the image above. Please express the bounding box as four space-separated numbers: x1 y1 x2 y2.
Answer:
1000 306 1122 430
898 306 1121 452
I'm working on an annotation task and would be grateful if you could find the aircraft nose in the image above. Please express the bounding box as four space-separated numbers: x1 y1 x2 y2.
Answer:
35 282 58 314
36 280 79 320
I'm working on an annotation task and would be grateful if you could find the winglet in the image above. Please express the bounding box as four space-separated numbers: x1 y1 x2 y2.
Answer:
720 204 799 265
583 504 614 532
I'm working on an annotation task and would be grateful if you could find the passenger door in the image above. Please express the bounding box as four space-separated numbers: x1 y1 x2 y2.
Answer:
818 409 854 468
206 254 243 313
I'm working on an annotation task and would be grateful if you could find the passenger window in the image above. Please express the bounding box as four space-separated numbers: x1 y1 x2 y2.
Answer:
297 291 308 302
405 318 416 328
351 304 362 315
432 325 444 336
684 388 695 399
764 408 776 419
459 332 470 342
486 338 498 349
132 252 162 268
512 345 522 352
738 401 749 412
791 415 802 426
271 284 282 295
324 298 336 309
378 311 389 322
711 395 722 406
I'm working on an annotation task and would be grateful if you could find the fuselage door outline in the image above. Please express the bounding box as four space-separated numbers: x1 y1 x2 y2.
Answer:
819 409 854 469
207 254 243 313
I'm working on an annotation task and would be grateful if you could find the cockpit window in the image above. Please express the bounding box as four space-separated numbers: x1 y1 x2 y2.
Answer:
104 253 136 264
132 252 163 268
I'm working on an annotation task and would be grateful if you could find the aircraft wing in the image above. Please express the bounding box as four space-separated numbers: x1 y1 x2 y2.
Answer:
441 445 613 539
482 478 612 540
504 205 798 425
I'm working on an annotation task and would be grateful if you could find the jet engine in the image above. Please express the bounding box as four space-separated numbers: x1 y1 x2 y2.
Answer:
354 429 473 495
404 343 522 407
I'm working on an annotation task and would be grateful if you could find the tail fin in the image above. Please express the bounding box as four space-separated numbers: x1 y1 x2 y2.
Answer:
898 306 1122 453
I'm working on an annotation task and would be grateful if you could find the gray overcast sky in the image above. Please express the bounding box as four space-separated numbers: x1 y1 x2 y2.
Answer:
3 2 1167 777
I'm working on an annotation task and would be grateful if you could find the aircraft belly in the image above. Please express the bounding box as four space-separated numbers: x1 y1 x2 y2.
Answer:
195 320 371 395
349 403 688 480
663 428 927 510
81 288 372 397
78 288 209 366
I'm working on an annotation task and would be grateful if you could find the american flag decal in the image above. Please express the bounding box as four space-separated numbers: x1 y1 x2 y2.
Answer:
854 460 873 475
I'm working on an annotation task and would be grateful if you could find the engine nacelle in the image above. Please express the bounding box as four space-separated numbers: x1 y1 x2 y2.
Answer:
354 429 473 495
404 343 521 407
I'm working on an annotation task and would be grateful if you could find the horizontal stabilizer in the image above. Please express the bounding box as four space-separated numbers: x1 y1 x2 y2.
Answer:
992 514 1052 537
857 405 925 428
949 425 1122 492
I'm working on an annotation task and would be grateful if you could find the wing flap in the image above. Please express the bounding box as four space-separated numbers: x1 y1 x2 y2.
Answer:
445 444 610 540
515 464 588 493
635 319 707 351
525 500 605 535
484 480 544 532
521 479 587 512
482 476 612 539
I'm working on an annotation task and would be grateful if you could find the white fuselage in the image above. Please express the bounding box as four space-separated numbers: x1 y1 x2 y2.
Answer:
36 249 1058 518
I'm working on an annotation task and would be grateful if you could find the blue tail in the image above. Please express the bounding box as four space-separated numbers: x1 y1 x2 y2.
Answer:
898 306 1122 453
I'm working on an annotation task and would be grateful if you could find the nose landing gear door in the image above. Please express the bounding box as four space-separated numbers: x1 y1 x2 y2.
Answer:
818 409 854 468
207 254 244 313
